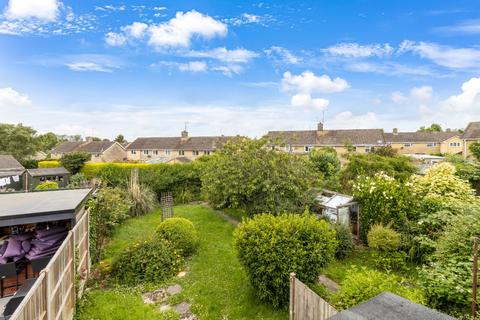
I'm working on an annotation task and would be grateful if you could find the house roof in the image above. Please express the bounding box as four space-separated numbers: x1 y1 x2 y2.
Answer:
51 141 84 154
327 292 454 320
462 122 480 140
0 155 24 171
76 141 115 154
267 129 385 146
27 167 70 177
127 136 235 151
0 188 92 227
384 131 459 143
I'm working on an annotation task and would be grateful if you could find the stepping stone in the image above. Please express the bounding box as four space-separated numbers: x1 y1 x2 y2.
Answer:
143 289 167 304
175 302 191 314
318 274 340 293
177 271 187 278
167 284 182 295
158 304 172 313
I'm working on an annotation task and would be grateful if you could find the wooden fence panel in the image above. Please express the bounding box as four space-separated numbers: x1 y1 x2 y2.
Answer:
290 273 338 320
72 211 90 295
9 272 48 320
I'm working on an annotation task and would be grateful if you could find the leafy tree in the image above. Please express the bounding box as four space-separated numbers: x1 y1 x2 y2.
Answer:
418 123 442 132
372 145 397 157
339 153 417 192
0 123 39 161
202 138 319 216
469 140 480 160
309 147 340 179
114 134 126 143
37 132 60 152
444 154 480 193
352 172 415 240
60 152 91 174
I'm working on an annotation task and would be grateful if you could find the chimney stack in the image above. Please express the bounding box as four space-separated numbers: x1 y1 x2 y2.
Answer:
181 130 189 141
317 122 324 131
393 128 398 135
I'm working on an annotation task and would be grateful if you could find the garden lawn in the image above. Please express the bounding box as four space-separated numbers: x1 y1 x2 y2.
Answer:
76 205 287 320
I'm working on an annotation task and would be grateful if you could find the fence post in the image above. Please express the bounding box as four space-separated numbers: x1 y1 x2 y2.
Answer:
290 272 296 320
44 268 52 320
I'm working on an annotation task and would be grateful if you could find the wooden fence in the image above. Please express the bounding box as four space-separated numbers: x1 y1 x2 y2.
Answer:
10 211 90 320
289 273 338 320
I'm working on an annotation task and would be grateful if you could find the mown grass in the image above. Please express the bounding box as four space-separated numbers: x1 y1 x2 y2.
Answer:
76 205 287 320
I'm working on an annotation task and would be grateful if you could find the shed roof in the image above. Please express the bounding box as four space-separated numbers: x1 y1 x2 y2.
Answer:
327 292 454 320
0 188 92 227
27 167 70 177
317 190 355 208
0 155 25 177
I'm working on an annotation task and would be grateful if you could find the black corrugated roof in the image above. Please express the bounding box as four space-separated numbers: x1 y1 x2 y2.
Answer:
27 167 70 177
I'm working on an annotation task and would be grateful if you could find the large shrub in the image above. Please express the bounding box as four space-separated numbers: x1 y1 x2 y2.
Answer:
233 213 337 307
333 267 425 310
352 172 415 240
88 187 133 262
202 138 319 216
333 223 354 259
367 224 401 251
156 218 199 257
111 237 183 286
309 147 340 179
67 173 88 188
34 181 59 190
60 152 91 174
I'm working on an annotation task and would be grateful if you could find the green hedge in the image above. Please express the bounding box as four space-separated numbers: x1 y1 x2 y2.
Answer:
82 162 203 203
38 160 61 168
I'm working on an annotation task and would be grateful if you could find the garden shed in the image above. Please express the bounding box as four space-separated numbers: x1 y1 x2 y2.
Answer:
24 167 71 190
0 188 92 319
327 292 454 320
316 190 360 237
0 155 24 192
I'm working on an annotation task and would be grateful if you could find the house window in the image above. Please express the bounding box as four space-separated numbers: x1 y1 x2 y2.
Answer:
304 146 313 153
131 150 136 155
427 143 434 147
204 151 211 155
143 150 148 155
450 142 461 147
193 151 199 156
179 150 185 156
404 143 412 147
165 150 171 155
154 150 158 155
365 147 372 153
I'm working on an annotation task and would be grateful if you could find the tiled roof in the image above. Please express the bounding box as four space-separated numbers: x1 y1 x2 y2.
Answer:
0 155 24 171
462 122 480 140
267 129 385 146
51 141 84 154
384 131 459 143
27 167 70 177
127 136 235 151
76 141 115 154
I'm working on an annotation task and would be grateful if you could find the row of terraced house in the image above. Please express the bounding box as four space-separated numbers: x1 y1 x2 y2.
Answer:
50 121 480 163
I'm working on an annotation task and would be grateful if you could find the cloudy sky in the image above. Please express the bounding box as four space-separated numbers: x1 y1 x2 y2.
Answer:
1 0 480 140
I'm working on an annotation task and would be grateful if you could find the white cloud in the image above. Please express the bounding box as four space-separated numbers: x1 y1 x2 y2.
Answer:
178 61 207 73
391 91 408 104
62 54 124 72
0 87 31 107
371 98 382 105
399 40 480 69
345 61 434 76
442 77 480 112
282 71 350 94
322 43 394 58
4 0 60 21
105 10 227 49
264 46 301 65
94 5 126 12
434 20 480 35
291 93 329 110
224 13 273 27
105 32 127 46
211 64 244 77
410 86 433 102
184 47 258 63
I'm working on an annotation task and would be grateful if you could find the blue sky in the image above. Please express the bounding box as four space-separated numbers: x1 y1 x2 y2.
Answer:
1 0 480 140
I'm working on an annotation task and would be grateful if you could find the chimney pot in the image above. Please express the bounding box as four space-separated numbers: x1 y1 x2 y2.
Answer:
317 122 324 131
393 128 398 135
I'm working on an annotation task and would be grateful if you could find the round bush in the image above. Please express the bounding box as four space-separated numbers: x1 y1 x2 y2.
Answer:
333 267 425 309
156 218 199 257
34 181 59 190
111 237 183 285
233 213 337 307
333 223 354 259
367 224 401 251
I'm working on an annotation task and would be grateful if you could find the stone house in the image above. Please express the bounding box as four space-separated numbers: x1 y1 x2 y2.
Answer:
51 141 127 163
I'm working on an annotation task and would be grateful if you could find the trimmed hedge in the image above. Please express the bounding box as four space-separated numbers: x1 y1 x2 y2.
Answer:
234 213 337 307
156 218 199 257
38 160 61 168
34 181 59 190
81 162 202 203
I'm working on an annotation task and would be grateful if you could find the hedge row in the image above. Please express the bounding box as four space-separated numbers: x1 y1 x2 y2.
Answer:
38 160 61 168
82 162 203 203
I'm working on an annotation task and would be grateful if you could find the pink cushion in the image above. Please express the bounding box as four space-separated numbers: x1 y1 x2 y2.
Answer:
3 238 22 258
21 241 31 253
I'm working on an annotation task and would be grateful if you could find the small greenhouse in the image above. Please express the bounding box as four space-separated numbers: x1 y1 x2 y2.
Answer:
316 190 360 238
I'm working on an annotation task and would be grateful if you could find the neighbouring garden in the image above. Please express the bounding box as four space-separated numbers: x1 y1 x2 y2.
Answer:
69 137 480 319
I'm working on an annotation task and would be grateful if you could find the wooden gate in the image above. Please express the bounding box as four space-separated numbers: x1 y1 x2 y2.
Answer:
289 273 338 320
